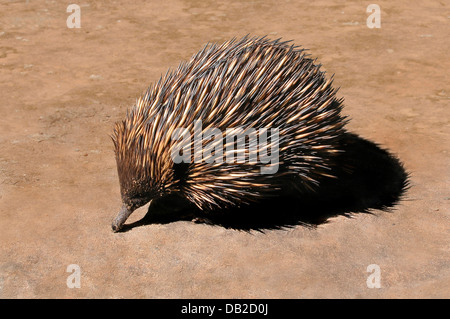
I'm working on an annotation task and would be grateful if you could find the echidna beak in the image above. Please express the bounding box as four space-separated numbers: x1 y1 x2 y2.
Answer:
112 204 134 232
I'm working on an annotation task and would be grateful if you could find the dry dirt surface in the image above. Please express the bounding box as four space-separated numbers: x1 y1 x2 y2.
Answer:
0 0 449 298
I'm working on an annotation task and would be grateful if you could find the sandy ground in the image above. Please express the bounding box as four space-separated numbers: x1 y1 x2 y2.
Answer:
0 0 449 299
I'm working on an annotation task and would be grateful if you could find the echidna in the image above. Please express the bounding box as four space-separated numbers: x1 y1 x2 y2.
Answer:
111 35 348 232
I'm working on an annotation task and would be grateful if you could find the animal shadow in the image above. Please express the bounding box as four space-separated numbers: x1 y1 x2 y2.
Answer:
122 132 409 232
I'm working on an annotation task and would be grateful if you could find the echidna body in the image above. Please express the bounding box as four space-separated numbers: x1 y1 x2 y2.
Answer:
111 36 346 232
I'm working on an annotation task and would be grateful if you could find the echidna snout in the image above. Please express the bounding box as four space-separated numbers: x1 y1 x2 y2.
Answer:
112 193 154 232
112 204 133 232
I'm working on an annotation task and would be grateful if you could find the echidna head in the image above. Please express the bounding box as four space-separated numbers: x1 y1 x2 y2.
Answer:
111 178 156 232
111 116 176 232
